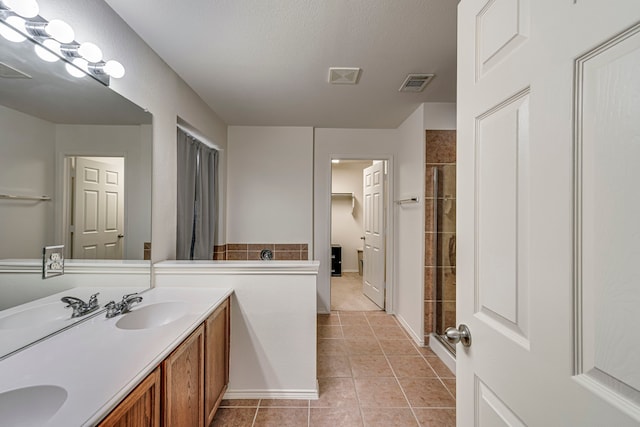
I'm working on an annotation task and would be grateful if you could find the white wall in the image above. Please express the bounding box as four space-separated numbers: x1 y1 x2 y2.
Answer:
424 102 456 130
154 261 319 399
37 0 228 262
314 128 397 313
331 161 372 272
55 124 152 259
395 104 427 344
227 126 313 245
0 106 56 258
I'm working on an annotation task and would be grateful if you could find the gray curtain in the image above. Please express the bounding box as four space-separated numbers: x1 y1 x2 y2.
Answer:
176 128 218 260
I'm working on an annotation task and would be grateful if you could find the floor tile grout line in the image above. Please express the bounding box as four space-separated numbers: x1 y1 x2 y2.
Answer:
368 313 423 426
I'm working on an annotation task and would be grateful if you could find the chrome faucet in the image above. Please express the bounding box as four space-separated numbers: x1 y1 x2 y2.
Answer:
61 293 100 318
105 293 143 318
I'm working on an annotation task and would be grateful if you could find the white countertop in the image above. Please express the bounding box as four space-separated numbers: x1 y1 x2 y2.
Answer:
0 286 149 359
0 286 233 426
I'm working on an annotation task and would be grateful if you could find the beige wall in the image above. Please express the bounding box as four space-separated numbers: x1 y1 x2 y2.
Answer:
227 126 313 246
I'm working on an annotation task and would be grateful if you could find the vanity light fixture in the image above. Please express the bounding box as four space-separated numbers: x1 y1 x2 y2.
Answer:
25 18 74 43
103 60 125 78
0 17 25 42
78 41 102 62
66 58 88 78
0 0 39 18
34 38 59 62
0 0 125 84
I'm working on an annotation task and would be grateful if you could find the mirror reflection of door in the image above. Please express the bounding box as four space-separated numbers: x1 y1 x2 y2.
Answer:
68 156 125 259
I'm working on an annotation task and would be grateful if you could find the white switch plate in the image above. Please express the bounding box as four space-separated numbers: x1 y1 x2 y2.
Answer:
43 245 64 279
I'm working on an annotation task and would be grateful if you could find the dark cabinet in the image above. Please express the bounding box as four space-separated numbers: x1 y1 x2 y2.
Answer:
331 245 342 277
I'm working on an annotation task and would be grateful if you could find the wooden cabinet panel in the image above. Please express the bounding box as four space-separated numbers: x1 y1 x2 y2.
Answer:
97 367 160 427
100 297 231 426
163 324 204 427
204 298 230 426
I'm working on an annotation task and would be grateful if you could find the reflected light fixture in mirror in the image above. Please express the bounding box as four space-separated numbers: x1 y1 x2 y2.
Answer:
0 0 125 85
1 0 39 18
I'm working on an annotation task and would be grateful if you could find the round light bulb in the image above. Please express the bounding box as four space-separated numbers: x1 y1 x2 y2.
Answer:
34 39 60 62
65 58 87 78
78 42 102 62
45 19 74 43
104 60 125 78
2 0 39 18
0 18 25 42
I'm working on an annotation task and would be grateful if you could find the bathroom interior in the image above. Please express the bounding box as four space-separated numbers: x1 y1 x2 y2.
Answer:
0 1 459 426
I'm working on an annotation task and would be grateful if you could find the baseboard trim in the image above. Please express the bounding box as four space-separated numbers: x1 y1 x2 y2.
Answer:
223 383 319 400
395 314 425 346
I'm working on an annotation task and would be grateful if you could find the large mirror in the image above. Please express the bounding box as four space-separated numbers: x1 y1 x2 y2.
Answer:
0 28 152 358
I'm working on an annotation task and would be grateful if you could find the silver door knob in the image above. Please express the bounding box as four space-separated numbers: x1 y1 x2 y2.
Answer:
445 324 472 347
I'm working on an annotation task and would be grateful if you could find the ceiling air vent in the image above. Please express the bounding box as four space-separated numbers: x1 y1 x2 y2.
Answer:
399 73 434 92
0 62 31 79
328 67 361 85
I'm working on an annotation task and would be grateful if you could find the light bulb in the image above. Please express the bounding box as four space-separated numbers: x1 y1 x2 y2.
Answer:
78 42 102 62
45 19 73 43
34 39 60 62
0 18 25 42
104 60 125 78
65 58 87 78
2 0 39 18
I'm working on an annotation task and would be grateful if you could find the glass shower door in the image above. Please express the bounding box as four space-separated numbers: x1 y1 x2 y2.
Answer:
432 166 457 354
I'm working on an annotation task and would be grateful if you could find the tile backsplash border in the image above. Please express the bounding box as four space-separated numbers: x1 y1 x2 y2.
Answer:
213 243 309 261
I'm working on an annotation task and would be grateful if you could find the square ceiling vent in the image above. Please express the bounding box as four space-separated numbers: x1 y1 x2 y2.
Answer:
328 67 361 85
399 73 435 92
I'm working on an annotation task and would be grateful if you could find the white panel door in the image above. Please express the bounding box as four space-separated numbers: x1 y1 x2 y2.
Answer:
73 157 124 259
457 0 640 425
362 162 385 309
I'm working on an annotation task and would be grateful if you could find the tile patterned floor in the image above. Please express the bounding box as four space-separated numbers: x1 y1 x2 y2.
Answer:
211 311 456 427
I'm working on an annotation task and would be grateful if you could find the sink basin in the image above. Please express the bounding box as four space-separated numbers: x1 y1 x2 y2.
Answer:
115 301 188 330
0 385 67 426
0 302 71 329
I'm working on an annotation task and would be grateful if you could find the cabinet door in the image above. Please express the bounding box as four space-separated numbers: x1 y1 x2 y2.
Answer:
204 298 230 426
97 367 160 427
163 324 204 427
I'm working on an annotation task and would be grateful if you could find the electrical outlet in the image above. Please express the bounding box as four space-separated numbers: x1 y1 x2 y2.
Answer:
43 245 65 279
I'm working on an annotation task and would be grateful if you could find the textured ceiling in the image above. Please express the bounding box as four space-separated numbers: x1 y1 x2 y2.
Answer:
105 0 457 128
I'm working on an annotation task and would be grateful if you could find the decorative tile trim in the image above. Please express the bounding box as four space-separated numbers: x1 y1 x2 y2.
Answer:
212 243 309 261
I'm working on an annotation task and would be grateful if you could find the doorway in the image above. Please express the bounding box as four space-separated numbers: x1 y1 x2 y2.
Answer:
330 159 387 312
63 156 125 259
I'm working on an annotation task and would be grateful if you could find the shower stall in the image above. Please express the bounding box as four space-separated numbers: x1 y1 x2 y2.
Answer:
424 130 457 357
431 166 457 354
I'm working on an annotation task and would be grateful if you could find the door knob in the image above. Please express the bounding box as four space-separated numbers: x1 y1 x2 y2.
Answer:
117 234 124 238
444 324 472 347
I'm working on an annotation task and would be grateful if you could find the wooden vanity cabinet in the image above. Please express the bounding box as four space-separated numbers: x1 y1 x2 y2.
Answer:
163 324 205 427
98 297 230 427
97 367 161 427
204 298 230 425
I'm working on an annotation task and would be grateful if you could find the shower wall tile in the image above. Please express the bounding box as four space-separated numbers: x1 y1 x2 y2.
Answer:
227 243 247 251
143 242 151 260
425 165 457 199
425 130 457 344
248 243 275 251
218 243 309 261
425 130 457 164
424 267 435 301
424 233 435 267
227 251 248 260
436 267 456 301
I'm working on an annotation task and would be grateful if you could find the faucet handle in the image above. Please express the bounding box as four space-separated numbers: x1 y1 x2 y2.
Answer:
88 293 99 305
122 293 139 301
